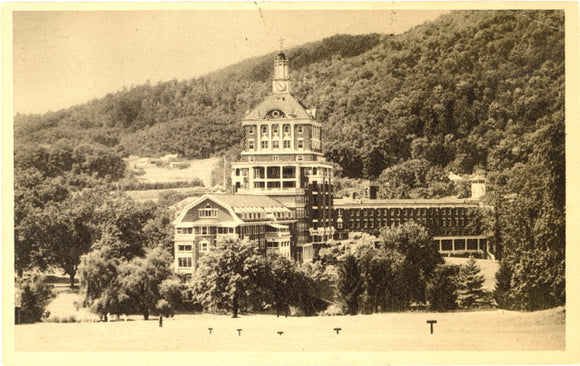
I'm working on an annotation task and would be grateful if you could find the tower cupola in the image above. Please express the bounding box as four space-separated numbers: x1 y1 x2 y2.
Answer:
273 52 290 93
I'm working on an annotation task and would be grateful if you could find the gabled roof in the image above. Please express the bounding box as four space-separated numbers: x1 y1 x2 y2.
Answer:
173 194 290 225
244 93 313 121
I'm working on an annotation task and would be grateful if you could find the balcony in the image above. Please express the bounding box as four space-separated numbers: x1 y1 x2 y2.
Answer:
265 232 291 241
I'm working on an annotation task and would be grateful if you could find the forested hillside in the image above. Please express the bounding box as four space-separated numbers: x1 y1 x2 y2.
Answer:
15 11 563 182
15 10 565 311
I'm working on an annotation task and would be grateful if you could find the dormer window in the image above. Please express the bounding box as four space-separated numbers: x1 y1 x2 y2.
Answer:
199 205 218 218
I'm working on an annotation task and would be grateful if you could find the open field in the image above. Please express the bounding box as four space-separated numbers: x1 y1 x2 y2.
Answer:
15 307 564 352
127 157 219 187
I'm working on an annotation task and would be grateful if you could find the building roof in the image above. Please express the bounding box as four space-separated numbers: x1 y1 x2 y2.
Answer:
213 194 287 208
244 93 312 121
173 193 293 225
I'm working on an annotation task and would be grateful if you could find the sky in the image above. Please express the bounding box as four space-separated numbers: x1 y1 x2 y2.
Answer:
12 8 450 115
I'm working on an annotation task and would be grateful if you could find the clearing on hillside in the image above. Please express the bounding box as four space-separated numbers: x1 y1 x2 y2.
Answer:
126 156 220 187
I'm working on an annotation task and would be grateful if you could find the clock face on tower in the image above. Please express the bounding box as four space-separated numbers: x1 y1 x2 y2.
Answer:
275 81 287 92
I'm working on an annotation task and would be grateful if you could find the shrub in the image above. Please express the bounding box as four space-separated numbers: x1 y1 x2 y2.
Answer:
156 299 174 318
18 274 54 324
321 304 344 316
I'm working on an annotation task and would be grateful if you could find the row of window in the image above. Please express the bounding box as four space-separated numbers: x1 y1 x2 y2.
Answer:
248 124 305 135
339 217 470 229
177 241 211 255
438 239 487 251
199 208 218 218
178 226 240 236
338 207 470 218
247 155 304 162
248 139 304 150
176 227 193 235
238 210 292 220
266 241 290 248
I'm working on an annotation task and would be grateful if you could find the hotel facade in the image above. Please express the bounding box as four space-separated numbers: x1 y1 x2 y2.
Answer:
173 52 492 277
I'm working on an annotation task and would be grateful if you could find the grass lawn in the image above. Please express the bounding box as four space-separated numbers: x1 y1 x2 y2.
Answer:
15 307 564 352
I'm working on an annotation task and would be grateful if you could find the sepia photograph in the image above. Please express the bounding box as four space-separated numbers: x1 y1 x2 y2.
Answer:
4 2 578 365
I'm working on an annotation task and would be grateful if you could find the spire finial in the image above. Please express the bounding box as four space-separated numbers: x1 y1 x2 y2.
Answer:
278 38 285 51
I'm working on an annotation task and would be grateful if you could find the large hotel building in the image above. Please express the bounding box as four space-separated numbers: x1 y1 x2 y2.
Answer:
173 52 492 278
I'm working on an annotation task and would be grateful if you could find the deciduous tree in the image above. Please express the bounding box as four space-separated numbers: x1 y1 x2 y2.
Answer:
191 237 270 318
118 247 176 320
380 222 443 304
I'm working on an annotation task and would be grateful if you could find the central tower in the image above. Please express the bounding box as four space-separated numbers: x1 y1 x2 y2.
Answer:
231 52 334 261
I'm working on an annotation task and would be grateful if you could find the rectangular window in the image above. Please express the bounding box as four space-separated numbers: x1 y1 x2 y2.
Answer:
248 126 255 135
272 125 279 134
283 140 291 149
272 140 279 149
284 125 290 134
181 274 193 284
248 140 254 150
178 257 192 267
296 155 303 161
178 245 193 251
261 125 268 134
261 140 268 149
200 241 210 252
297 125 303 133
298 139 304 149
176 227 193 235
